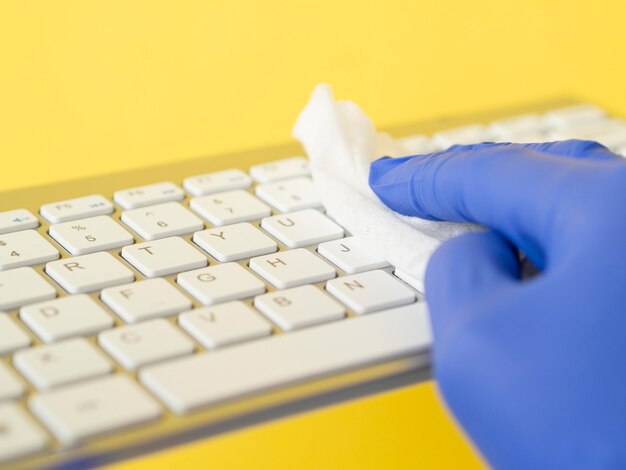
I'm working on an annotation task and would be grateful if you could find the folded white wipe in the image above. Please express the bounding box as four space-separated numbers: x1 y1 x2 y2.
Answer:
292 84 475 293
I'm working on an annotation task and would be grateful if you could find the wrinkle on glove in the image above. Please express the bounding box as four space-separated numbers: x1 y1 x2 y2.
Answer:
292 84 476 290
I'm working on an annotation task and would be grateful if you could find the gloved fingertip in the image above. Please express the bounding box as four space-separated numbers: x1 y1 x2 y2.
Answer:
369 155 400 176
368 155 436 218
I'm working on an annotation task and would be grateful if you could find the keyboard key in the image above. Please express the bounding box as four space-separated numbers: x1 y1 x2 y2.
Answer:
177 263 266 305
99 319 194 370
0 268 56 311
193 223 277 262
46 252 134 294
101 278 191 323
317 236 389 274
0 209 39 235
261 209 343 248
40 195 113 224
0 315 31 355
184 169 252 196
0 403 48 463
189 190 271 226
114 182 185 209
255 177 322 212
432 124 492 148
121 202 204 241
249 156 310 183
254 285 345 331
249 249 336 289
326 270 415 314
140 302 431 413
0 230 59 270
49 216 134 256
14 338 112 390
544 104 606 129
0 362 25 401
179 301 272 348
20 295 113 343
29 375 161 445
121 237 207 277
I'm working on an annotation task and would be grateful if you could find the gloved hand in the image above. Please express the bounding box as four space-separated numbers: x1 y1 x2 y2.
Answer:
368 141 626 470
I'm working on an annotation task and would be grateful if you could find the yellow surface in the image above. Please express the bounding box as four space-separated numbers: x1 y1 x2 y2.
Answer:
106 383 484 470
1 1 625 469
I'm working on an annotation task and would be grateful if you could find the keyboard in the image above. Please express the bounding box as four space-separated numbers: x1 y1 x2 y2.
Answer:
2 99 625 469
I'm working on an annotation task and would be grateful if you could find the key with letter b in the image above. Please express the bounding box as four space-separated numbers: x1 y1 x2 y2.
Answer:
254 285 345 331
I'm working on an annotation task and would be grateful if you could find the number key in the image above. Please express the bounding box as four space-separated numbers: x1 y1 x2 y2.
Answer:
0 230 59 270
121 202 204 240
189 190 271 226
255 177 321 212
49 216 134 255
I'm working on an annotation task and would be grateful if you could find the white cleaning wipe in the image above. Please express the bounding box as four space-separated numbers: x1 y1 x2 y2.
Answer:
292 84 475 292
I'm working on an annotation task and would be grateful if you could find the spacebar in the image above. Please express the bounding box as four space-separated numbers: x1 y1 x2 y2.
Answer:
139 303 431 414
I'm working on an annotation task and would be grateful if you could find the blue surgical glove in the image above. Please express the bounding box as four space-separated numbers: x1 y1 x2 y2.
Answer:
369 141 626 470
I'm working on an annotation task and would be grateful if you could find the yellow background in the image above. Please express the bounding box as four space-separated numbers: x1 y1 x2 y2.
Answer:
2 1 625 468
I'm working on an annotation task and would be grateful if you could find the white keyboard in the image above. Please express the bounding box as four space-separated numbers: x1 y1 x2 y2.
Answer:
1 102 624 468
